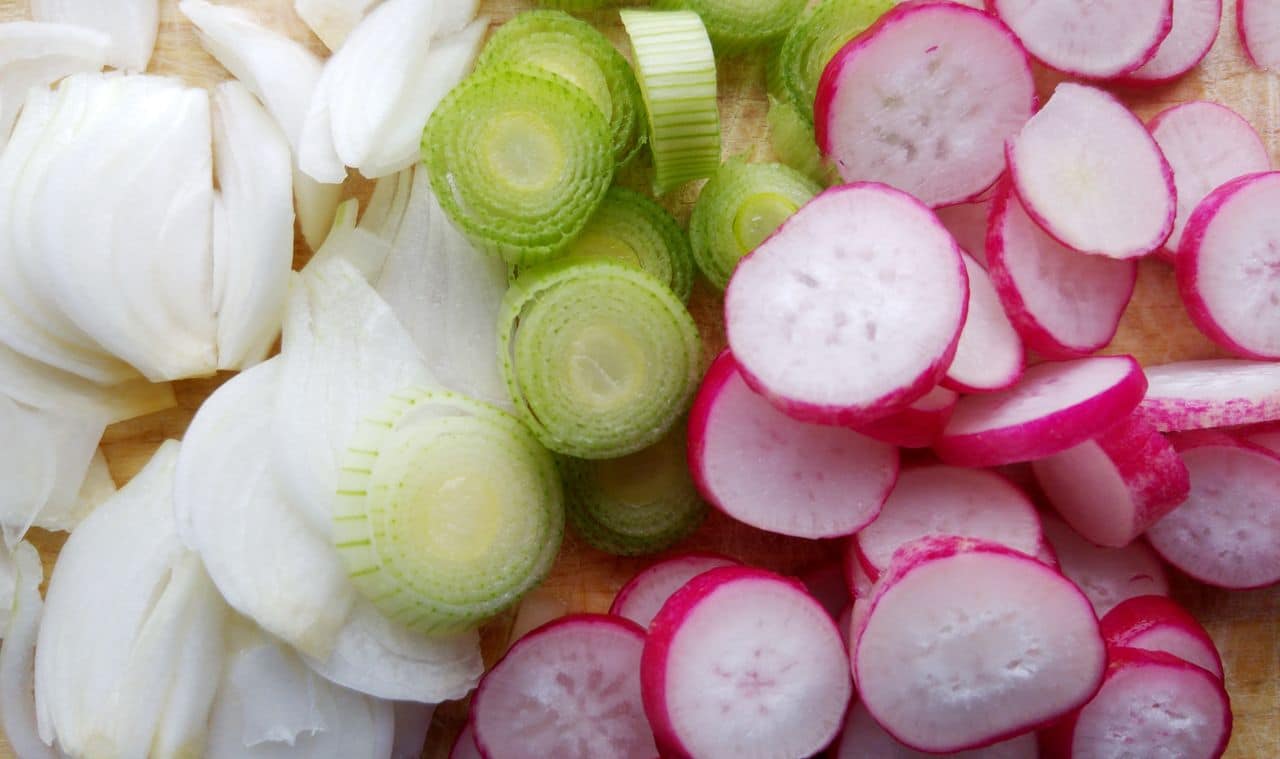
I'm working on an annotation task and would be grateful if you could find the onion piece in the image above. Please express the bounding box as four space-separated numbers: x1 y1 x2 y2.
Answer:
30 0 158 72
294 0 381 50
0 340 175 425
0 542 56 759
0 21 108 150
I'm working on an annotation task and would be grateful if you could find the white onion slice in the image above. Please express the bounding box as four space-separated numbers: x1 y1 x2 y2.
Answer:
30 0 158 72
0 21 108 150
0 340 174 425
0 542 57 759
294 0 381 51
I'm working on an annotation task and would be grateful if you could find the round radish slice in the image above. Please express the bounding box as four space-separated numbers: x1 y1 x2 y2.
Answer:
449 723 481 759
1240 0 1280 70
1040 647 1232 759
642 566 852 759
1140 360 1280 432
843 540 874 599
1041 515 1170 617
689 351 899 538
852 537 1105 753
1033 412 1190 548
987 178 1137 358
990 0 1172 79
1007 83 1175 260
834 700 1038 758
814 2 1034 207
934 356 1148 468
857 385 957 449
854 466 1042 580
609 552 739 629
1100 595 1224 679
1150 101 1270 258
724 183 968 427
1118 0 1222 86
1178 171 1280 359
935 195 994 266
944 252 1024 393
471 614 656 759
1146 437 1280 589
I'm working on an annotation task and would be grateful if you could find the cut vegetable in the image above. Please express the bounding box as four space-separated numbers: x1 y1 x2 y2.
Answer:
844 540 874 600
1239 0 1280 70
725 183 968 426
934 196 994 266
990 0 1172 79
642 567 851 759
856 385 958 449
0 340 174 426
653 0 806 52
1007 83 1175 259
688 157 822 290
0 542 55 759
293 0 380 50
609 552 739 628
689 351 898 538
450 723 482 759
852 537 1105 753
834 700 1039 759
1041 515 1170 617
1140 360 1280 431
1118 0 1222 85
500 260 701 459
473 615 657 759
944 251 1024 392
30 0 158 72
620 9 721 194
1101 595 1223 679
766 94 835 186
935 356 1147 468
0 21 108 150
778 0 895 125
815 2 1035 207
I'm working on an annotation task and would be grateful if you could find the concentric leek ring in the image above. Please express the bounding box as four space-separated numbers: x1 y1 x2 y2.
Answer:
653 0 807 53
778 0 894 124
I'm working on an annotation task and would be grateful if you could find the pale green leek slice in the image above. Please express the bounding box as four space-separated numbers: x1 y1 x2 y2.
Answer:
766 94 837 186
653 0 807 53
778 0 894 124
536 0 616 9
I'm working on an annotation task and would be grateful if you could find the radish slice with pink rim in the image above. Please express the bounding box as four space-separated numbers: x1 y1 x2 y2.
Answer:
852 536 1105 753
989 0 1172 79
844 540 874 599
1100 595 1224 679
609 552 739 629
1177 171 1280 359
935 195 994 266
1007 83 1175 260
834 700 1038 758
857 385 957 449
1239 0 1280 70
642 566 852 759
1140 360 1280 431
1116 0 1222 86
725 183 968 427
814 2 1035 208
1041 515 1170 617
471 614 657 759
943 251 1024 392
689 351 898 538
934 355 1148 468
1033 411 1190 548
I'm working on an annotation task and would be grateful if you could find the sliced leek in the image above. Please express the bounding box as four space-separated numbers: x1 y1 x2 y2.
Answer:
500 260 701 459
653 0 806 53
537 0 616 9
334 388 564 634
767 94 836 186
778 0 893 124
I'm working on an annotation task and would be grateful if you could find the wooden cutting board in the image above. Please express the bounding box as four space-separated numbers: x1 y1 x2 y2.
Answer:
0 0 1276 756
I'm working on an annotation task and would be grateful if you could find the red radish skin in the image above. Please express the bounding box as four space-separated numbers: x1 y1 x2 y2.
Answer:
1041 516 1170 617
609 553 739 630
1239 0 1280 70
1040 647 1232 759
935 195 995 266
989 0 1172 79
934 356 1148 468
1100 595 1224 679
986 179 1137 358
852 536 1105 754
1116 0 1222 86
835 700 1039 758
1033 412 1190 548
642 567 852 759
800 561 852 621
1245 425 1280 455
1140 360 1280 431
1007 83 1175 260
857 385 958 448
844 540 874 599
471 615 657 759
1177 171 1280 359
689 351 898 538
943 252 1024 393
450 723 481 759
725 184 968 427
815 2 1035 208
1149 102 1270 259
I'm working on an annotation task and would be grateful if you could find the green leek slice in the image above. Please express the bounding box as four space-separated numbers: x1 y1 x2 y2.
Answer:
536 0 616 9
653 0 807 53
766 94 837 186
778 0 894 124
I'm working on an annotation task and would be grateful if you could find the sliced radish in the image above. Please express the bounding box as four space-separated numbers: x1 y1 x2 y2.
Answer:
857 385 957 449
449 723 481 759
472 614 657 759
1033 412 1190 548
987 179 1137 357
834 700 1039 758
1040 647 1232 759
1100 595 1223 679
852 536 1105 753
689 351 899 538
854 466 1042 580
642 566 851 759
1146 436 1280 589
944 251 1024 393
1244 425 1280 455
609 552 739 629
844 540 874 599
1149 101 1270 258
934 356 1148 468
1041 516 1170 617
1117 0 1222 85
1007 83 1175 260
800 561 852 621
1177 171 1280 358
990 0 1172 78
724 183 968 427
935 195 994 266
815 2 1034 207
1239 0 1280 70
1141 360 1280 431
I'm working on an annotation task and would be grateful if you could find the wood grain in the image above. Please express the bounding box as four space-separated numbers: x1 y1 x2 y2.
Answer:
0 0 1276 757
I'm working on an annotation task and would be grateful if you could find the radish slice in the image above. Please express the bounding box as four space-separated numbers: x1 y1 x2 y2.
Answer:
815 2 1035 207
689 351 899 538
1041 516 1170 617
1117 0 1222 85
1033 412 1190 548
852 537 1105 753
1141 360 1280 431
987 179 1137 358
844 540 874 599
1177 171 1280 359
944 251 1025 392
450 723 481 759
990 0 1172 79
857 385 958 448
854 466 1043 580
834 700 1038 759
1149 101 1270 258
1146 436 1280 589
1100 595 1223 679
1239 0 1280 70
1040 647 1232 759
935 195 994 266
934 356 1148 468
473 614 657 759
642 567 851 759
1007 83 1175 260
609 552 739 629
725 183 968 426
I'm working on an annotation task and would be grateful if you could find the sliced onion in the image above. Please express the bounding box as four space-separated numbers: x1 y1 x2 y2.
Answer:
0 21 108 150
0 542 57 759
294 0 381 50
30 0 158 72
0 340 174 425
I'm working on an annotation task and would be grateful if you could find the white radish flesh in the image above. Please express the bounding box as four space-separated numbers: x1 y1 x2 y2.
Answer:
1119 0 1221 85
857 385 957 448
1100 595 1223 679
0 21 108 150
990 0 1172 79
1239 0 1280 70
1041 515 1170 617
609 552 739 629
30 0 158 72
1140 360 1280 431
835 700 1038 759
944 251 1024 392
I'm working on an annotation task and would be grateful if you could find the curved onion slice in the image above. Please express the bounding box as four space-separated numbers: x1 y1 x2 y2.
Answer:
294 0 381 50
0 340 174 425
0 21 108 150
30 0 158 72
0 542 56 759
